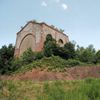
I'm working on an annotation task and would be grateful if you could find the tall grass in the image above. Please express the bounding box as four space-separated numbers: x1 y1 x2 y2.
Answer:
36 78 100 100
0 78 100 100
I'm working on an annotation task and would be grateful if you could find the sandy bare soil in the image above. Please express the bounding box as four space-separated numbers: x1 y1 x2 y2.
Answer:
0 66 100 81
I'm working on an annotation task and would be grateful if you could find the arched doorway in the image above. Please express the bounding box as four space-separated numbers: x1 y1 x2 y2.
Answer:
19 34 35 56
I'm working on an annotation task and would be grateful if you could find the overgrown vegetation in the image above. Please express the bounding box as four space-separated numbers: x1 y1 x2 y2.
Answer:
0 44 14 74
0 34 100 74
0 78 100 100
15 56 84 73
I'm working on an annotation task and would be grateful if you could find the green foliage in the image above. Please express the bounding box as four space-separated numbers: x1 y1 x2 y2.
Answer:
21 48 35 64
9 48 35 74
53 42 76 59
1 48 44 74
0 35 99 75
21 48 44 62
96 50 100 63
15 56 83 73
44 34 76 60
35 51 44 60
10 58 23 73
76 45 96 64
11 48 44 73
15 56 67 73
53 46 69 59
66 59 83 67
0 44 14 74
64 42 76 59
43 34 57 57
44 41 56 57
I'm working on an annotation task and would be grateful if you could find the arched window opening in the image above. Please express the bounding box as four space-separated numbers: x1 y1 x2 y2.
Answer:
58 39 64 46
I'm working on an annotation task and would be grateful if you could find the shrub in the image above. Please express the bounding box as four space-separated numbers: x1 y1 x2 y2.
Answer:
11 49 44 73
45 56 68 71
35 52 44 60
10 58 23 73
21 48 35 64
14 56 84 73
66 59 83 67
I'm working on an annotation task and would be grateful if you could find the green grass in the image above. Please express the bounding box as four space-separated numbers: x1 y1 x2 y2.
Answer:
0 78 100 100
12 55 100 75
14 56 84 74
14 56 67 74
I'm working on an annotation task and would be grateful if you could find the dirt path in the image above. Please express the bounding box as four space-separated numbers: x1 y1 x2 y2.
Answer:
0 66 100 81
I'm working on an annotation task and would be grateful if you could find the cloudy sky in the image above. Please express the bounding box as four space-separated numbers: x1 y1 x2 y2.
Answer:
0 0 100 50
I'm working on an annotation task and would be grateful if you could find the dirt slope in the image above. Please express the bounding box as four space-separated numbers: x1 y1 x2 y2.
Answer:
0 66 100 81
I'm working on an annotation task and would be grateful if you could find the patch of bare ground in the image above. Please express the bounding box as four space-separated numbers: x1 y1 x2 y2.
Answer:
0 66 100 81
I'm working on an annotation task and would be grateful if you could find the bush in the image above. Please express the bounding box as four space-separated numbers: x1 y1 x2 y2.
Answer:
14 56 84 73
44 56 68 71
20 48 43 64
10 49 44 73
10 58 23 73
66 59 83 67
35 52 44 60
21 48 35 64
32 56 69 71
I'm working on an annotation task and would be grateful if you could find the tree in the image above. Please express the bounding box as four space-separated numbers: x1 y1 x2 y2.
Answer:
95 50 100 63
51 41 76 59
76 45 85 59
53 46 69 59
43 34 57 57
0 44 15 74
64 42 76 59
76 45 96 63
44 35 76 59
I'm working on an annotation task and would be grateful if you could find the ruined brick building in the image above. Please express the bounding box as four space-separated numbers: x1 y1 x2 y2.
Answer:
14 21 69 57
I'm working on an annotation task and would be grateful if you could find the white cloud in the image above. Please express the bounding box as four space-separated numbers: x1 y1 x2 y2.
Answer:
62 3 68 10
41 1 47 7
